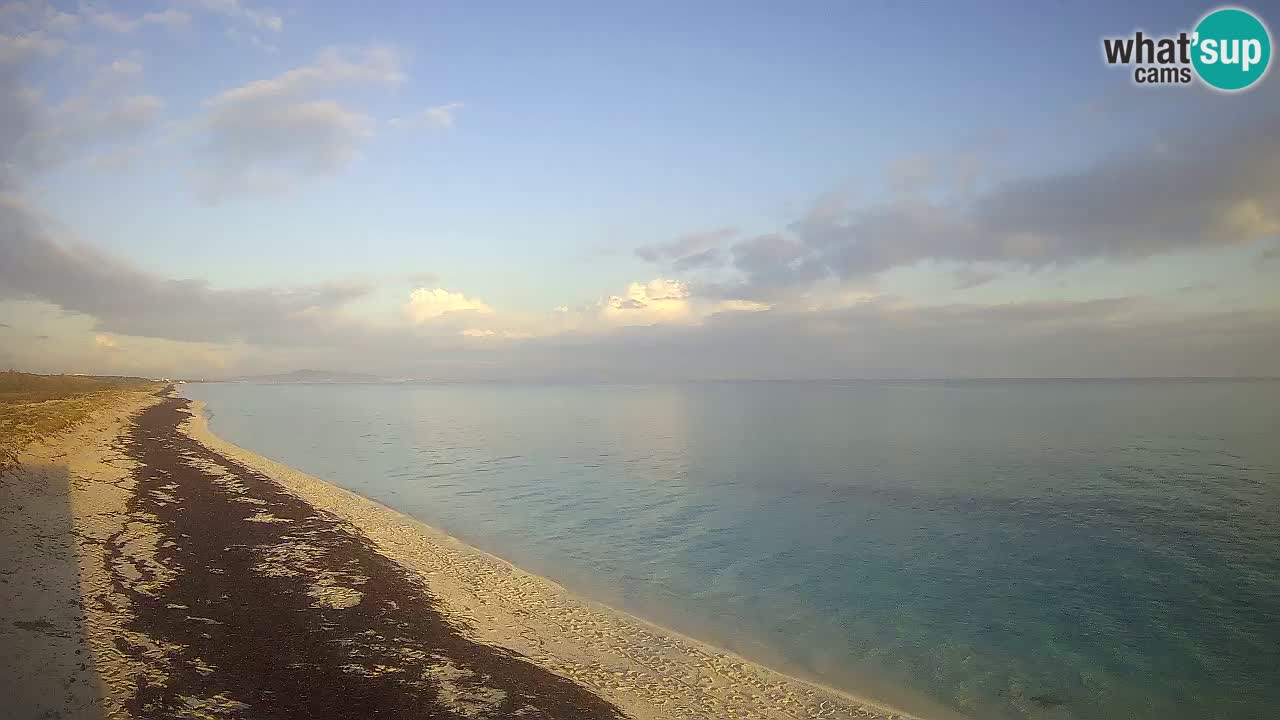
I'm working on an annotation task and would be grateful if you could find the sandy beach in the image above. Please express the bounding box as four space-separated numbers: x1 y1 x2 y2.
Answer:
2 387 925 720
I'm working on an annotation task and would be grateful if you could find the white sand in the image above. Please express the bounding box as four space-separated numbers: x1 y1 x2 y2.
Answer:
1 389 941 720
182 399 931 720
1 391 169 720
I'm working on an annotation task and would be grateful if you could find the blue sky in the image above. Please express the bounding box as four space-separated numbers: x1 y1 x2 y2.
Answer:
2 0 1278 379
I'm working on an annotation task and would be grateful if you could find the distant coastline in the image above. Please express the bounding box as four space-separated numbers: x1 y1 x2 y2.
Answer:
187 371 1280 385
203 369 430 384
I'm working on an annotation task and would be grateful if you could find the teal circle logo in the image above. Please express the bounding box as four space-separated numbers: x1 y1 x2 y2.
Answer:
1192 7 1271 91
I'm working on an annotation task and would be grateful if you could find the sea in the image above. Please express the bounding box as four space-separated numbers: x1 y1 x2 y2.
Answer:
180 379 1280 720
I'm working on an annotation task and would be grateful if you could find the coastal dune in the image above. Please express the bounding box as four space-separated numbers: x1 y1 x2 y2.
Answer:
3 386 927 720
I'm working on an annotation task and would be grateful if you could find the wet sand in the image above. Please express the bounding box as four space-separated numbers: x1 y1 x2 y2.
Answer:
2 388 925 719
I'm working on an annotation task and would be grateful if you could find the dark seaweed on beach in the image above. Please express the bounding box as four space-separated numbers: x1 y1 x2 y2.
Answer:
113 396 626 720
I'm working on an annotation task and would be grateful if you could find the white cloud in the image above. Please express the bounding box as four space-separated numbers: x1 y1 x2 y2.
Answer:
609 278 689 305
1 29 162 185
0 2 79 35
2 33 57 188
194 46 405 201
86 8 190 34
185 0 283 32
108 58 142 76
0 29 62 64
212 46 404 106
225 25 278 53
601 278 693 325
18 92 164 170
405 287 493 323
714 299 771 313
548 278 772 332
389 102 463 130
86 143 147 171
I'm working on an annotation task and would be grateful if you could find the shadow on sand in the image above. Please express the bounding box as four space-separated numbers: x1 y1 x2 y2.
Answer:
0 460 105 719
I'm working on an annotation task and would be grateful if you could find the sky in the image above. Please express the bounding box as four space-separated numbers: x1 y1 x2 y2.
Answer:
1 0 1279 380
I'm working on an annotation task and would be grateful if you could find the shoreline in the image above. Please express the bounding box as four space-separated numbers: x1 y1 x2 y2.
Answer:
20 390 631 719
183 395 939 720
4 387 941 719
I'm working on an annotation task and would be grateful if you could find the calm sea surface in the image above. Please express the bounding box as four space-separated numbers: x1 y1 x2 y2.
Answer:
180 380 1280 720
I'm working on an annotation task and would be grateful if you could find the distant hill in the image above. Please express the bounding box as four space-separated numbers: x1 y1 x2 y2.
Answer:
227 369 392 384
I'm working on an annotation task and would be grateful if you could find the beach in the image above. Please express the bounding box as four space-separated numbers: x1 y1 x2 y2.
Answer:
1 387 921 720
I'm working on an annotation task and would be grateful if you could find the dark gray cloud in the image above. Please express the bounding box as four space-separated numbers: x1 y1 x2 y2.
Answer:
0 194 377 346
671 248 723 271
635 227 736 265
952 268 998 290
488 298 1280 382
713 118 1280 298
6 195 1275 380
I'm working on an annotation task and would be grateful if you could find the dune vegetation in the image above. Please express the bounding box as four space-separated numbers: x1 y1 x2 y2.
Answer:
0 371 163 469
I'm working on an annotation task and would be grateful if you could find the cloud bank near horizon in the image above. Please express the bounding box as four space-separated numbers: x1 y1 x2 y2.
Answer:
0 1 1277 380
4 186 1276 380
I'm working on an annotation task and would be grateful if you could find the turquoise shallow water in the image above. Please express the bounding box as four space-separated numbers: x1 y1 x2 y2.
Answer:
181 380 1280 720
